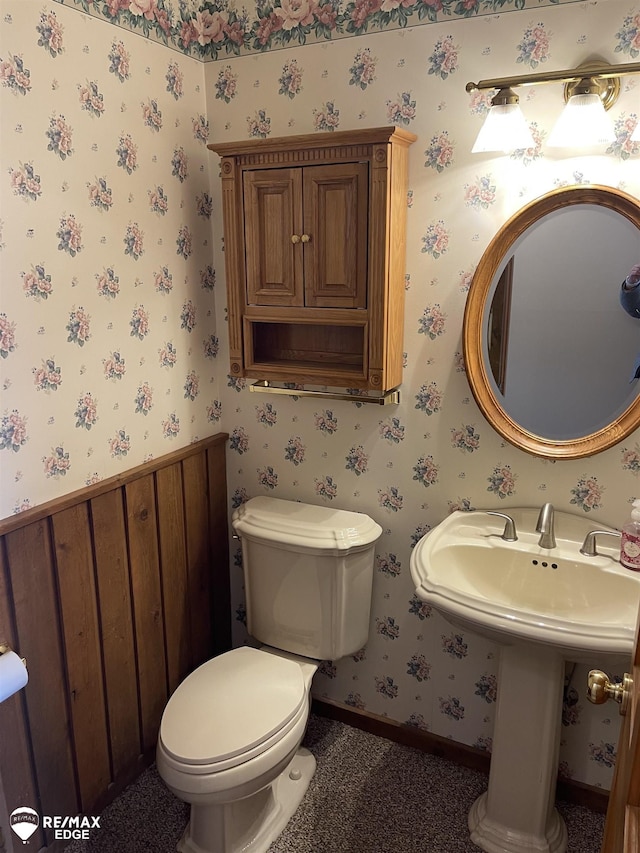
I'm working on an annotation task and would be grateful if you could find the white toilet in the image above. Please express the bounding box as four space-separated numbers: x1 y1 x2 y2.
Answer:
156 496 382 853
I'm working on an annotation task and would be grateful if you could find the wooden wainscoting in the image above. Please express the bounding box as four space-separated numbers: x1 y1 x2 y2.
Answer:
0 434 230 851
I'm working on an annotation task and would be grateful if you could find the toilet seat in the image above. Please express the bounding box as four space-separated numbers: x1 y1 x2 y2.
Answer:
159 647 307 773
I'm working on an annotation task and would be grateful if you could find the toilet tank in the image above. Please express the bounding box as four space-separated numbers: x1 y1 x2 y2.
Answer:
232 497 382 661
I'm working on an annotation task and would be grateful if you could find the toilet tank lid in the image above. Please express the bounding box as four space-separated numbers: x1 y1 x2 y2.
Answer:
232 497 382 552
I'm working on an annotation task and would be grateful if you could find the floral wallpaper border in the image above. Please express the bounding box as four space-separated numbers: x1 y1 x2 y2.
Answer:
51 0 586 61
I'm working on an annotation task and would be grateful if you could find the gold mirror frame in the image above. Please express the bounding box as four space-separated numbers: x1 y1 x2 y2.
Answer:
463 185 640 460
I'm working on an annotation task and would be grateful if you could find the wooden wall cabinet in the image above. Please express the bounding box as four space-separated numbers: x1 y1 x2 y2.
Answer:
209 127 416 393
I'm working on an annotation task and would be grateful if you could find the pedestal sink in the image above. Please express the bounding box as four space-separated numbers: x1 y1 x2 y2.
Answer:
409 507 640 853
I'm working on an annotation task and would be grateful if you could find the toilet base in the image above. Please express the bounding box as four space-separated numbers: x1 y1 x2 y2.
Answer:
176 747 316 853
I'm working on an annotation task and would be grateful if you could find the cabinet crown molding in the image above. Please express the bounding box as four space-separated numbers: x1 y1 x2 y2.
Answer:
208 126 417 159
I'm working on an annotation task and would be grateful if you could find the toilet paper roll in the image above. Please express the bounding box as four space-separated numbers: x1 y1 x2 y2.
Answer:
0 650 28 703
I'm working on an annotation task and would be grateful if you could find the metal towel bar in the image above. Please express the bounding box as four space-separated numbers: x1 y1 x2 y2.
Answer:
249 381 400 405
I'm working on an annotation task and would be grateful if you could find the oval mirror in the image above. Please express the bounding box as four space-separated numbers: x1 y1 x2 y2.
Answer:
463 185 640 459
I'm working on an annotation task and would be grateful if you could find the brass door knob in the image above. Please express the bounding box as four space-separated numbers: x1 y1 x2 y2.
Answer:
300 233 311 243
587 669 632 715
291 234 301 244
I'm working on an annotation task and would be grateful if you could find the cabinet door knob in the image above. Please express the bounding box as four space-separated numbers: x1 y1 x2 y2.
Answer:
301 233 311 243
291 234 301 244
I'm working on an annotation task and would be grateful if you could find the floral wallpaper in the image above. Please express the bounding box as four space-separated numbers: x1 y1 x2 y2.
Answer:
1 1 219 510
4 0 640 803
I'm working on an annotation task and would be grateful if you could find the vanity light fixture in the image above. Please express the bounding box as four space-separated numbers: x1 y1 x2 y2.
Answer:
471 87 535 153
467 59 640 153
547 74 617 147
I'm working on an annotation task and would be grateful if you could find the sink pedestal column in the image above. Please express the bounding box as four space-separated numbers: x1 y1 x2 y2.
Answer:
468 644 568 853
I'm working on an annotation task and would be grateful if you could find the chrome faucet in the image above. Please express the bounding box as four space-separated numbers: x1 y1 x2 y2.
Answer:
536 503 556 549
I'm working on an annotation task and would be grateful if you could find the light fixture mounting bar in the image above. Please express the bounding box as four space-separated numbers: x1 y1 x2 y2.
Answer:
465 59 640 94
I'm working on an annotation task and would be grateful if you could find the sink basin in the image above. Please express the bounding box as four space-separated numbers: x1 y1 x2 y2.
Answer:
410 507 640 853
410 507 640 659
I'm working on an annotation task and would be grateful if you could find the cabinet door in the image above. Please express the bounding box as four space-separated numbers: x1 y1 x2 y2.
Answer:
303 163 368 309
243 168 304 306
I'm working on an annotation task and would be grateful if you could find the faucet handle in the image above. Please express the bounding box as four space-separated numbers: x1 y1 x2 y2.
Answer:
580 529 621 557
486 511 518 542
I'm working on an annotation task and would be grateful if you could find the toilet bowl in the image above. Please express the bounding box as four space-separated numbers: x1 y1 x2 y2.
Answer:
157 646 318 853
156 496 382 853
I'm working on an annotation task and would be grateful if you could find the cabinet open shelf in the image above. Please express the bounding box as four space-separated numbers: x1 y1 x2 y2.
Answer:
246 320 367 383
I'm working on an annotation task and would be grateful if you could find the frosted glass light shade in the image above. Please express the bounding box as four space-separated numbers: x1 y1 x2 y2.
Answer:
472 103 535 153
547 93 615 147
